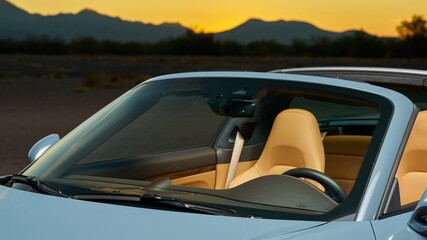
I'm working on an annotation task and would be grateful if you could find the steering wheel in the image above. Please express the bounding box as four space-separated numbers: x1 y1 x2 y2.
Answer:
283 168 347 203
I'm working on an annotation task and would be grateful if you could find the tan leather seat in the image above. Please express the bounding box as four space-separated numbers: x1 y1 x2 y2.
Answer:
229 109 325 188
396 110 427 205
323 135 371 193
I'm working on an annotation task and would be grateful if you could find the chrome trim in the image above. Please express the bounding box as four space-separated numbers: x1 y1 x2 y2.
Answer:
272 67 427 87
272 66 427 77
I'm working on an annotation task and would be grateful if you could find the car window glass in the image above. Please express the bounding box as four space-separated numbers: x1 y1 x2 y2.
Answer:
79 94 224 163
290 97 379 121
23 77 395 221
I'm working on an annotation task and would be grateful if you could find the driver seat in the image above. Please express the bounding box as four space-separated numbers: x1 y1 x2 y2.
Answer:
229 109 325 188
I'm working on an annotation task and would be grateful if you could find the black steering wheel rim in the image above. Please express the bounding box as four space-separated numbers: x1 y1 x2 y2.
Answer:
283 168 347 203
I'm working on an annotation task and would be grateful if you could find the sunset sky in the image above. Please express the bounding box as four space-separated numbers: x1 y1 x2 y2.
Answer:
7 0 427 37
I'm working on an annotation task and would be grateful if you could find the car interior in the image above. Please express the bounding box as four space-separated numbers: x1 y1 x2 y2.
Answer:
51 76 427 219
63 82 381 202
271 69 427 210
169 102 427 212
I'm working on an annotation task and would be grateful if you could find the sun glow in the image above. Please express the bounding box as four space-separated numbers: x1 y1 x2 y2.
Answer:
7 0 427 36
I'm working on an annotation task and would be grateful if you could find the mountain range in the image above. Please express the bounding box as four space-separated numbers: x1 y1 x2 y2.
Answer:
0 0 364 44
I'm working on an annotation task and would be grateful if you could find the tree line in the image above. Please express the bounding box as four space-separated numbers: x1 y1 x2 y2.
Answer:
1 15 426 57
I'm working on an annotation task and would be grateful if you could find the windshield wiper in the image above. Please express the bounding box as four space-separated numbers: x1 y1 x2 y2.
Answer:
72 192 240 217
140 193 240 216
6 174 70 198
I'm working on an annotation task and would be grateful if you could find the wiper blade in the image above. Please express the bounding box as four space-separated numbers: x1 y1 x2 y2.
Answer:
8 174 70 198
0 175 12 185
72 192 239 217
140 193 239 216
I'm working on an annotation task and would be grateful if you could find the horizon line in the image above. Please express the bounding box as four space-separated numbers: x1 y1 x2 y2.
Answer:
6 0 402 37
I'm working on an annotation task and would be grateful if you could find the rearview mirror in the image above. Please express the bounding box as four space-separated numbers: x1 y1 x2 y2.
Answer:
28 134 60 162
228 99 256 117
209 98 256 118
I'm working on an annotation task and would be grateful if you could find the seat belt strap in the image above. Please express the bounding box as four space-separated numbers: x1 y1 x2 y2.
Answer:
225 131 245 189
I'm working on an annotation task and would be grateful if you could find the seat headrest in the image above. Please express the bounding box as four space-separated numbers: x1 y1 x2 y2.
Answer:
256 109 325 173
398 110 427 174
404 111 427 152
396 110 427 205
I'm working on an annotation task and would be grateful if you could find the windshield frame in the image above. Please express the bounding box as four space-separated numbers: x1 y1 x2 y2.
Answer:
20 71 417 221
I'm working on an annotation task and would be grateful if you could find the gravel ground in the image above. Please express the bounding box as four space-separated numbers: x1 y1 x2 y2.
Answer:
0 76 124 175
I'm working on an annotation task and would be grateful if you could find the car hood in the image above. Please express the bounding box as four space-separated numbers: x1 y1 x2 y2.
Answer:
0 185 325 240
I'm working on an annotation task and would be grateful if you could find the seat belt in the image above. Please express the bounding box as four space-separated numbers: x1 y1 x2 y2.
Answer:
321 131 328 140
225 131 245 189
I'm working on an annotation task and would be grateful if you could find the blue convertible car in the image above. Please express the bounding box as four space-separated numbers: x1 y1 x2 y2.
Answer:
1 67 427 239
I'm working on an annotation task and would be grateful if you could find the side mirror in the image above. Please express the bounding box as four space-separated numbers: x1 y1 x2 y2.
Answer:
408 190 427 236
28 134 60 162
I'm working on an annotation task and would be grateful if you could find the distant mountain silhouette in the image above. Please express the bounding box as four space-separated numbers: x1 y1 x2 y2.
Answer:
1 0 365 44
214 19 360 44
0 0 189 42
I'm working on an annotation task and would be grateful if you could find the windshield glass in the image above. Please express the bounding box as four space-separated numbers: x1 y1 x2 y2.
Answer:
21 76 393 221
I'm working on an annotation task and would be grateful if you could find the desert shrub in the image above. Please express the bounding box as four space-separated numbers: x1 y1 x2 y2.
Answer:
84 73 104 88
1 21 427 57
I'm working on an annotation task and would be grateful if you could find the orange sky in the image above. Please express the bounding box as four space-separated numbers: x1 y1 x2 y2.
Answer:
8 0 427 37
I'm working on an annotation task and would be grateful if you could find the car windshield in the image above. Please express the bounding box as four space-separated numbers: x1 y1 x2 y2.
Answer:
21 75 393 221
